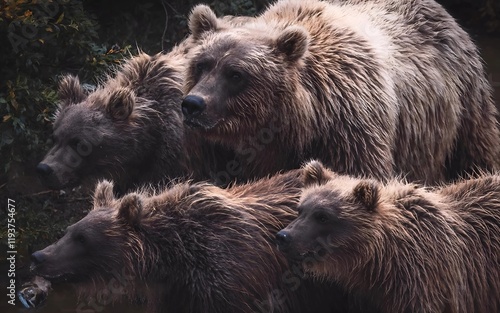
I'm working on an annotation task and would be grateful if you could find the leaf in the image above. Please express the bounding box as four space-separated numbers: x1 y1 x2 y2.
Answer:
3 115 11 122
56 12 64 24
11 99 19 111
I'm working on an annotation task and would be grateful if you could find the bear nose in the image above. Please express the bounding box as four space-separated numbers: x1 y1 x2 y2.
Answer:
36 163 53 176
276 230 292 249
31 251 46 265
182 95 206 117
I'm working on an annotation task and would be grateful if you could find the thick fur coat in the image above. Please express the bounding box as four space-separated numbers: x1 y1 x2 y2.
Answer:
183 0 500 184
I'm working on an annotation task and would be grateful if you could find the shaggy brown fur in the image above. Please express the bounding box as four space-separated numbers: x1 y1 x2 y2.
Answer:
182 0 500 184
36 16 248 192
30 170 362 313
37 47 189 191
277 160 500 313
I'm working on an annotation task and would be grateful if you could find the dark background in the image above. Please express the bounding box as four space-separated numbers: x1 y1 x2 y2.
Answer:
0 0 499 312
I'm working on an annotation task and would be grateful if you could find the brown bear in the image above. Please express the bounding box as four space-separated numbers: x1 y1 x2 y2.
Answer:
181 0 500 184
36 48 190 192
276 160 500 313
30 170 362 313
35 15 252 192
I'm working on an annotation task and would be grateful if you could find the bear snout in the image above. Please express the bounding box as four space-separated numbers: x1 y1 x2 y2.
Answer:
276 230 293 251
36 162 64 190
36 163 53 177
182 95 206 117
31 251 46 266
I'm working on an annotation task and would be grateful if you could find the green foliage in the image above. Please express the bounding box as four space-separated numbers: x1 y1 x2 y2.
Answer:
0 0 130 173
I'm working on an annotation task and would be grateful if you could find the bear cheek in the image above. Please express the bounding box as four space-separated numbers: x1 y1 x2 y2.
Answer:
199 88 227 119
296 230 324 257
211 93 232 120
55 238 85 262
293 219 340 257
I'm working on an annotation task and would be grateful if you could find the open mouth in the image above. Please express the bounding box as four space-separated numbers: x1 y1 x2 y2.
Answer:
31 266 75 283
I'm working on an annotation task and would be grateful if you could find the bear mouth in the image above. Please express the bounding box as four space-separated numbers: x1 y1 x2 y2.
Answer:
184 118 204 128
36 272 75 284
299 247 329 261
183 117 222 131
279 247 313 262
38 169 81 190
31 265 76 284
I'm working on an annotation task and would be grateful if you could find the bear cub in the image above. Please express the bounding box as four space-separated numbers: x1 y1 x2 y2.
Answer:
277 160 500 313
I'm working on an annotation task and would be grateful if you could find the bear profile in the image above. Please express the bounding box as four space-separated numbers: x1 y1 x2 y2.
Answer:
30 170 360 313
36 15 250 192
36 49 189 192
182 0 500 184
277 161 500 313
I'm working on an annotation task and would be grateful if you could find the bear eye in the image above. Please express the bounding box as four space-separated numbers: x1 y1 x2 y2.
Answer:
229 70 242 81
314 212 329 224
195 62 208 75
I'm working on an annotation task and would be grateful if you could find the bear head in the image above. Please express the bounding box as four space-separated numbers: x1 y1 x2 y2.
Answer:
37 74 149 190
276 161 381 277
30 180 144 285
182 5 310 142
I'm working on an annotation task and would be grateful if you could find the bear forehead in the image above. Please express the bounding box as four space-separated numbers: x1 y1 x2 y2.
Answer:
300 188 344 211
197 31 273 59
67 213 112 235
54 105 105 132
193 41 280 77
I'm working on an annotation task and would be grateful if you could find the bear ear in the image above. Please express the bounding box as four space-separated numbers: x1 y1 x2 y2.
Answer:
302 160 335 187
352 181 379 212
94 180 115 207
58 75 86 107
189 4 219 40
117 193 143 226
107 87 135 120
275 25 309 62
